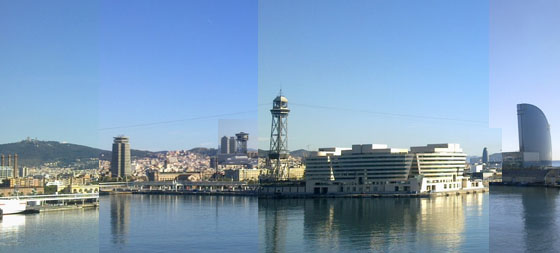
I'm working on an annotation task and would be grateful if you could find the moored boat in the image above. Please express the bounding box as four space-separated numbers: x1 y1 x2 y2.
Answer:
0 199 27 215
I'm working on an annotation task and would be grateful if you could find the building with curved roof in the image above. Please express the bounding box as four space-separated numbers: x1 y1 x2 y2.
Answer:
517 103 552 166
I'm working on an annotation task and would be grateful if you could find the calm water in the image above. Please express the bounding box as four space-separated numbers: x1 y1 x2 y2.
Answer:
10 188 556 252
259 194 489 252
99 194 259 252
490 185 560 252
100 193 488 252
0 209 98 253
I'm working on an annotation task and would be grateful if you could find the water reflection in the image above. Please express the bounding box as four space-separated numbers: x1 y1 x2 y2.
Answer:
0 214 26 247
110 194 130 246
101 195 259 252
491 186 560 252
259 194 487 252
522 187 558 252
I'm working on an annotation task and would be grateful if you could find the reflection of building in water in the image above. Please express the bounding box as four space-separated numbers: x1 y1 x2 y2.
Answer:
416 196 468 250
259 195 481 252
110 195 130 245
259 200 288 253
520 187 558 252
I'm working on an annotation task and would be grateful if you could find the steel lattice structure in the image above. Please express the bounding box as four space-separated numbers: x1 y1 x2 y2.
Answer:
269 92 290 180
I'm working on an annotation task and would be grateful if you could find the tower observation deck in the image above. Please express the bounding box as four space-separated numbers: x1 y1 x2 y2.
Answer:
269 92 290 180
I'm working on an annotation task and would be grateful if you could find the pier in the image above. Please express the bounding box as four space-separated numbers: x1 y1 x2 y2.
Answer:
100 181 259 194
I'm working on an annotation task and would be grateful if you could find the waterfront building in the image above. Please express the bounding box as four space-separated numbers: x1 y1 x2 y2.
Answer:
111 136 131 178
220 136 230 154
502 104 555 184
517 103 552 166
224 168 264 182
304 143 483 194
62 184 99 194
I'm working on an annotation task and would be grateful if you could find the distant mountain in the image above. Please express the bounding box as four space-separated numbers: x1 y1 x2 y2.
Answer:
0 139 156 167
290 149 313 158
489 153 502 162
258 149 312 158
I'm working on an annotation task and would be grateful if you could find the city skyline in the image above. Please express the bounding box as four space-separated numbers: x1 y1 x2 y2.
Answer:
2 0 557 158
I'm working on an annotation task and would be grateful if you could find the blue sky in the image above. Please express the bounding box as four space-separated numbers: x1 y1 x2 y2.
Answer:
5 0 542 157
490 0 560 159
258 0 501 156
0 0 257 151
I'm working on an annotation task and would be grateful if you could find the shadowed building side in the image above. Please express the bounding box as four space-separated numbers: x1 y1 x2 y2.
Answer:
111 136 131 178
518 103 552 166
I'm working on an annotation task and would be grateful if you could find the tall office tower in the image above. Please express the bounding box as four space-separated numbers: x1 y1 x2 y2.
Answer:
13 154 18 178
235 132 249 154
19 167 28 178
111 136 131 178
220 136 230 154
517 103 552 166
229 136 236 154
269 92 290 180
482 147 489 164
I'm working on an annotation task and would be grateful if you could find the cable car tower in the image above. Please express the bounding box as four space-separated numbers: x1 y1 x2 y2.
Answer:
269 91 290 180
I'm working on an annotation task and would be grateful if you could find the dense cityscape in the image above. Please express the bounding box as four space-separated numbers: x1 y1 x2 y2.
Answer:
1 1 558 252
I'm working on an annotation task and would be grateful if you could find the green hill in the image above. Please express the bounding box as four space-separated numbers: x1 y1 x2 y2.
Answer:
0 139 156 168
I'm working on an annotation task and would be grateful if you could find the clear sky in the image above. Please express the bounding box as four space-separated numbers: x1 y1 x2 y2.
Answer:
258 0 501 156
490 0 560 159
0 0 257 151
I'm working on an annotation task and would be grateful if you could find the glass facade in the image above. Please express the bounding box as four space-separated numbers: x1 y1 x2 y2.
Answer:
517 104 552 166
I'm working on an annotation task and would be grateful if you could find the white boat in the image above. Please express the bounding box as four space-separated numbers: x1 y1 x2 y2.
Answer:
0 199 27 215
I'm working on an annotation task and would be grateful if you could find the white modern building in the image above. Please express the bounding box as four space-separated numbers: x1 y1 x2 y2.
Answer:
305 143 484 194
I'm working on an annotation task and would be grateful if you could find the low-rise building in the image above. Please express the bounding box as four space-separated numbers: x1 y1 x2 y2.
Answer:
62 184 99 194
224 168 265 182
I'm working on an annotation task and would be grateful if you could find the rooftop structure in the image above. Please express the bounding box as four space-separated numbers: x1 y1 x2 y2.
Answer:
235 132 249 154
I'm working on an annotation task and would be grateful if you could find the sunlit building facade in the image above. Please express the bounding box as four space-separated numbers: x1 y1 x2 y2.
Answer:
305 143 483 194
